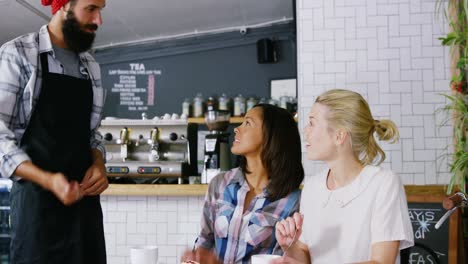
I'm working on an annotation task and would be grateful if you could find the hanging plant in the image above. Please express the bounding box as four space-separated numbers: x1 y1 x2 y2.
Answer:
437 0 467 194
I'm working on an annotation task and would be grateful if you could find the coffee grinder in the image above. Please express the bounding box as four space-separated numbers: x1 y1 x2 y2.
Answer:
202 110 231 184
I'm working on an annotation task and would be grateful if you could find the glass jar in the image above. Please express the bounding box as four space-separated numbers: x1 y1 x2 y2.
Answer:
193 93 204 118
279 96 289 109
246 97 257 112
218 93 229 111
182 98 191 117
268 98 278 106
233 94 246 116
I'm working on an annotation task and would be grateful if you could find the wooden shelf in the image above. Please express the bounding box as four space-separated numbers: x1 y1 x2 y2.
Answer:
102 184 208 196
187 117 243 124
103 184 447 197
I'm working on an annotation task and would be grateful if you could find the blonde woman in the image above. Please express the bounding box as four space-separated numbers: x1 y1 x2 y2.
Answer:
273 89 414 264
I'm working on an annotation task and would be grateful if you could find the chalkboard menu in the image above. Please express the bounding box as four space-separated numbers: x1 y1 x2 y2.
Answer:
406 202 449 264
106 63 162 114
403 191 461 264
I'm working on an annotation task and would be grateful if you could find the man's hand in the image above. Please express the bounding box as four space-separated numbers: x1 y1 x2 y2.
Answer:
48 172 82 206
14 161 81 206
80 161 108 196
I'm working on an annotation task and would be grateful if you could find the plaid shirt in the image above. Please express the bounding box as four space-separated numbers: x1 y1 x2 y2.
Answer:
0 25 105 179
196 168 301 264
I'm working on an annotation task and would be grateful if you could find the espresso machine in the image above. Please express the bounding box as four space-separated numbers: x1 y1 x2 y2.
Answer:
202 110 231 184
99 115 197 183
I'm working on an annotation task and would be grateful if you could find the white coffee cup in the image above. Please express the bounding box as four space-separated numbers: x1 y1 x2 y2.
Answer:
251 254 281 264
130 245 158 264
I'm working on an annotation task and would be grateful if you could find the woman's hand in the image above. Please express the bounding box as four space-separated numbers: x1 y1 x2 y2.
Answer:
275 212 303 251
181 247 221 264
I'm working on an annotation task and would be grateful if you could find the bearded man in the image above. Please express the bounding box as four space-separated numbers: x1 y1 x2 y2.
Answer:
0 0 108 263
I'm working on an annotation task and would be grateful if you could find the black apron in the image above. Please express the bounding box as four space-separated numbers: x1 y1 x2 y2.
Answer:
9 53 106 264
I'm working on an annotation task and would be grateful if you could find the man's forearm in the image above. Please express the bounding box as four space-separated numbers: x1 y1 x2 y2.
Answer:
91 148 105 166
16 161 82 206
14 161 52 190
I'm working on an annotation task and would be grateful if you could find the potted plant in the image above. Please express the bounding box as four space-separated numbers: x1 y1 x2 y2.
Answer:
437 0 468 195
435 1 468 257
441 94 467 194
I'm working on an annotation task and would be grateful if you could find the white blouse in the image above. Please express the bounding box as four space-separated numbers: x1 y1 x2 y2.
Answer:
300 165 414 264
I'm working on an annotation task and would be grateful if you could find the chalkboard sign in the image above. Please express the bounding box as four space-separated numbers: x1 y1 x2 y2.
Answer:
403 193 461 264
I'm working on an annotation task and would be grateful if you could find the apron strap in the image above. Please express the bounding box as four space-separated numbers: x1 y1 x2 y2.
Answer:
40 53 49 78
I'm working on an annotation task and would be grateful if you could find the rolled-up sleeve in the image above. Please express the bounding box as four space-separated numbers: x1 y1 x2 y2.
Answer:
85 54 106 161
90 128 106 161
0 44 31 178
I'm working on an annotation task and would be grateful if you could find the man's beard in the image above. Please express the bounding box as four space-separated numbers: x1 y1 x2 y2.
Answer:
62 11 98 53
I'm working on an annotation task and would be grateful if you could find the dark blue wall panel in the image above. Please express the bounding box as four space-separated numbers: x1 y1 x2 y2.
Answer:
94 23 297 118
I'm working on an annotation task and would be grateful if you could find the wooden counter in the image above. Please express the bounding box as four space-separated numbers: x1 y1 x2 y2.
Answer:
102 184 208 196
103 184 449 197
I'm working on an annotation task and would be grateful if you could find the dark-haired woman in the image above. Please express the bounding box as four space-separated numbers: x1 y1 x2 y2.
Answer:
182 104 304 264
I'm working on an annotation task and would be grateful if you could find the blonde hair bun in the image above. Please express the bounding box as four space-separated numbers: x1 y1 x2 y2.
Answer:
374 119 399 143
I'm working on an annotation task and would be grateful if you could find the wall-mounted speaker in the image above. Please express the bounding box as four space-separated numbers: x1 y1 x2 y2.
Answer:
257 38 277 64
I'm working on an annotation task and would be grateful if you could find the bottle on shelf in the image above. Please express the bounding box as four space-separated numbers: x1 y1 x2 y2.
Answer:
279 96 289 109
246 97 257 112
182 98 192 117
268 98 278 106
206 96 217 111
218 93 230 112
233 94 246 117
193 93 204 118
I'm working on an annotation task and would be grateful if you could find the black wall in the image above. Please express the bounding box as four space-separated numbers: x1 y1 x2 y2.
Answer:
94 23 297 118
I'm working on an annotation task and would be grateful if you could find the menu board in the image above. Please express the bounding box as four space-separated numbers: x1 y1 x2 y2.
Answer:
97 38 296 119
107 63 162 113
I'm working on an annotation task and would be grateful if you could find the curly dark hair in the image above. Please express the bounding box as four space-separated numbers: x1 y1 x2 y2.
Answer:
239 104 304 201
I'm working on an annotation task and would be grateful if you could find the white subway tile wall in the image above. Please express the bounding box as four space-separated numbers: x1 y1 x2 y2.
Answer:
101 195 205 264
102 0 454 262
297 0 453 182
